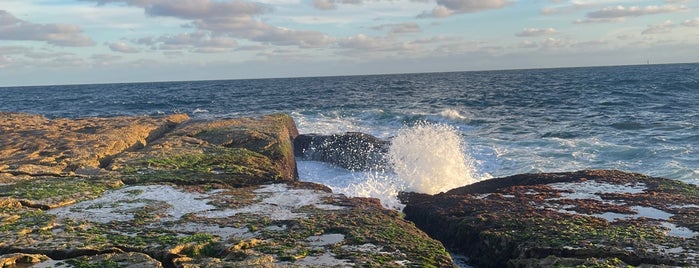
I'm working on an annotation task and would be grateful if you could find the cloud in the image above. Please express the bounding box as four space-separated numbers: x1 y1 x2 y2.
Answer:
682 17 699 27
143 0 271 19
420 0 511 18
137 31 238 53
313 0 337 10
541 3 588 15
338 34 392 50
585 5 688 20
515 28 557 37
372 23 422 34
642 20 675 35
85 0 332 48
311 0 363 10
0 10 95 46
337 34 421 56
109 41 140 53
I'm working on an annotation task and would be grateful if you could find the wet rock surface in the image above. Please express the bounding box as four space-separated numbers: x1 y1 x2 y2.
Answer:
0 113 454 267
400 170 699 267
294 132 389 171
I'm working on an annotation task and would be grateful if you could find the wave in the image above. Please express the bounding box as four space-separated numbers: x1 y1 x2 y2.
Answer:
298 122 479 209
437 108 470 121
389 122 477 194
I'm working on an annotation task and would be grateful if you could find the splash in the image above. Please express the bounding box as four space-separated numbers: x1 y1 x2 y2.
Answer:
298 122 478 209
389 122 475 194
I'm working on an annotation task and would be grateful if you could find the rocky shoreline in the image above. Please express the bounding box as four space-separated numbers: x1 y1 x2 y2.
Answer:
1 112 697 267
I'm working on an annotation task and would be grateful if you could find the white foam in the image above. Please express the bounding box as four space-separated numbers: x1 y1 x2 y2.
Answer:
201 184 345 220
298 122 480 208
298 161 405 210
389 122 476 194
437 109 470 121
548 181 646 201
49 185 216 223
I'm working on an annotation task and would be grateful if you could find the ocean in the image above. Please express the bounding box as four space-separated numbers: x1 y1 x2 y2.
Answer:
1 63 697 208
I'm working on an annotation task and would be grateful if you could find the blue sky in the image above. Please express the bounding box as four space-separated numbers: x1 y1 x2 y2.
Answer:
1 0 698 86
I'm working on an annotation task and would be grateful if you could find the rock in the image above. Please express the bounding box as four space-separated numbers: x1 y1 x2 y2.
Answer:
0 112 455 267
0 253 49 266
113 113 299 186
294 132 389 171
400 170 699 268
0 112 188 181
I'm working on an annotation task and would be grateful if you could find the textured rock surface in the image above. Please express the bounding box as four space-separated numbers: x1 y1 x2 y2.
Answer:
294 132 389 171
0 113 455 267
0 112 189 180
400 170 699 267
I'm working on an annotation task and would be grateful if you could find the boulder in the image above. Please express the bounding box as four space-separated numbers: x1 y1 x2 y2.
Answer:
294 132 390 171
400 170 699 267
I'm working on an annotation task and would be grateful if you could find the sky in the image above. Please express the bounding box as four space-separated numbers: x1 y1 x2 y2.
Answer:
1 0 698 86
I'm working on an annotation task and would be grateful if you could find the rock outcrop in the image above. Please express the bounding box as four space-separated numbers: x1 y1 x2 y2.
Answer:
0 112 188 179
400 170 699 267
0 113 455 267
294 132 389 171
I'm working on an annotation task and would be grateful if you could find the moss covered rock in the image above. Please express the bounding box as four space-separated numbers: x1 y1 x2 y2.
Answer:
400 170 699 267
1 113 455 267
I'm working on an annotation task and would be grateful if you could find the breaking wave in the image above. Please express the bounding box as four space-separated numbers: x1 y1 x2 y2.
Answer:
299 122 478 209
389 122 476 194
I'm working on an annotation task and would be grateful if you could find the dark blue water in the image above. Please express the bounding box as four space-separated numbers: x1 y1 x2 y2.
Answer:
2 63 698 186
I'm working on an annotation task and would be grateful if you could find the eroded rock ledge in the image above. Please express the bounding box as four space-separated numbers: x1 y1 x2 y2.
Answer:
0 113 454 267
400 170 699 267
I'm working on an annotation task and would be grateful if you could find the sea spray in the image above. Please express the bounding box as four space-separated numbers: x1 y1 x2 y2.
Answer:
298 122 478 209
389 122 475 194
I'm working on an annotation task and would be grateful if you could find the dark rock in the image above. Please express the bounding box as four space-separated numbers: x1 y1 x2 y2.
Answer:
401 170 699 268
294 132 390 171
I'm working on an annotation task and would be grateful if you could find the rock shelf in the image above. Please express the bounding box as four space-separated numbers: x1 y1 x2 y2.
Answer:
1 113 453 267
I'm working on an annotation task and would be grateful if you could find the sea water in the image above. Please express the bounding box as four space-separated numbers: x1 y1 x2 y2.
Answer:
1 63 697 208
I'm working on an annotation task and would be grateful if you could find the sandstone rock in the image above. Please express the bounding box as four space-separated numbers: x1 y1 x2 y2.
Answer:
113 113 299 186
0 253 49 266
400 170 699 267
0 112 189 180
0 113 455 267
294 132 389 171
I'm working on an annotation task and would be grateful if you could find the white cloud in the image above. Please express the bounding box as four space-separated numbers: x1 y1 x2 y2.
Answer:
0 10 95 46
372 23 422 34
137 31 238 53
586 5 688 19
109 41 140 53
85 0 332 48
515 28 558 37
420 0 511 18
311 0 364 10
642 20 675 35
682 17 699 27
313 0 337 10
540 2 592 15
338 34 392 50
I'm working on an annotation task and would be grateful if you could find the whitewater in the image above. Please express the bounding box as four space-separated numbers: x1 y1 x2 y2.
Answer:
1 63 697 209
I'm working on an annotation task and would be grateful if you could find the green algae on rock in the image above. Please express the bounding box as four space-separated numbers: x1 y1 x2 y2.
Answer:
0 112 189 180
400 170 699 267
1 113 456 267
112 113 299 187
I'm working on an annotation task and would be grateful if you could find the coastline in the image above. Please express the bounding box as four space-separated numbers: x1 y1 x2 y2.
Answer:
1 112 697 267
